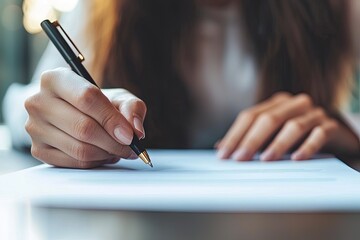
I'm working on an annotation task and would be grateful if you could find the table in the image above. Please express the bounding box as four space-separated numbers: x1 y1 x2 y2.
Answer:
1 120 359 240
0 125 40 175
0 149 40 175
0 149 359 240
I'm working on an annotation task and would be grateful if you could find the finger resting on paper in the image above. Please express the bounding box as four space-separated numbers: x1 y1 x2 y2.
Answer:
30 143 114 169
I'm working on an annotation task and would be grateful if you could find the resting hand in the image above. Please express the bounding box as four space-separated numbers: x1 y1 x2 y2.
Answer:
217 92 360 161
25 67 147 168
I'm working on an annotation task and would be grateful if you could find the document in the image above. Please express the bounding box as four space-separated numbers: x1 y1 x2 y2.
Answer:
0 150 360 212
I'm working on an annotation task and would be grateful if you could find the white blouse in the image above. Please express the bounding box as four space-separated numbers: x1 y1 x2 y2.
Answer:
186 4 257 147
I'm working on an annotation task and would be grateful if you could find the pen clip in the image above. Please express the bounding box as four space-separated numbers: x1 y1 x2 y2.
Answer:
52 21 85 62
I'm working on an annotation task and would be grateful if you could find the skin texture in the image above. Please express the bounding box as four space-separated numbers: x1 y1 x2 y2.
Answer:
25 68 146 169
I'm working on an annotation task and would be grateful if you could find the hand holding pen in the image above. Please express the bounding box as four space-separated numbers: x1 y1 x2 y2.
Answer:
24 20 152 168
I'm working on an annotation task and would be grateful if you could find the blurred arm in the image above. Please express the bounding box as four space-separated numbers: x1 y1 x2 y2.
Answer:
342 0 360 150
2 0 91 149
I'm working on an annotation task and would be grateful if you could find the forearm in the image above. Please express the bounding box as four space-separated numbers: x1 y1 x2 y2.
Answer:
328 112 360 156
3 1 92 149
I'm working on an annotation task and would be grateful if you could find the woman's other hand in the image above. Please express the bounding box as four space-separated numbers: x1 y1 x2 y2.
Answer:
217 92 360 161
24 67 147 168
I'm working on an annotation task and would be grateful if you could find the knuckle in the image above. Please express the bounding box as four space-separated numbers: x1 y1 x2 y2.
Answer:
24 97 34 113
286 120 304 132
122 98 147 117
40 68 75 90
100 113 117 129
30 145 43 160
77 85 102 112
70 143 92 161
314 126 327 139
258 113 278 126
25 120 43 140
40 70 53 86
40 70 52 80
238 109 256 122
40 70 58 90
73 117 97 142
24 94 41 114
273 92 292 101
134 99 147 115
296 93 313 107
24 119 36 135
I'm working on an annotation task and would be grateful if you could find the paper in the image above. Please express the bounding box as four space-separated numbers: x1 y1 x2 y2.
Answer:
1 150 360 212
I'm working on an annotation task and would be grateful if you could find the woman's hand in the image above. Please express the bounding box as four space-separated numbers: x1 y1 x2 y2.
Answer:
217 92 360 161
24 67 147 168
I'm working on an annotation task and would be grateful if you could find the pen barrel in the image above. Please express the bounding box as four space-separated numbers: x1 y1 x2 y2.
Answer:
130 135 145 155
41 20 98 87
69 60 98 86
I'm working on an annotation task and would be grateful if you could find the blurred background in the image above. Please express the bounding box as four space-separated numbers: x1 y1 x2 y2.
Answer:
0 0 79 123
0 0 359 126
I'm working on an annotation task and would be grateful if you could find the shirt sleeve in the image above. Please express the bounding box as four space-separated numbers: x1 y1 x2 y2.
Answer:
2 0 90 148
30 0 90 83
2 83 38 148
342 112 360 142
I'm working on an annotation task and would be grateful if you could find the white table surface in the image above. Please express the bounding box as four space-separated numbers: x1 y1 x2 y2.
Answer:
0 125 359 240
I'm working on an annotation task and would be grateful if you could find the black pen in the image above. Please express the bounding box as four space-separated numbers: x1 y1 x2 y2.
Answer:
40 19 153 168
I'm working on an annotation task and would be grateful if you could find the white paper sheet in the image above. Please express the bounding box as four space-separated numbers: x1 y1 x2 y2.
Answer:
1 150 360 212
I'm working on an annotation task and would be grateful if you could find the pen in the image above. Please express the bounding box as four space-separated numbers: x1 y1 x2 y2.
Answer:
40 19 153 168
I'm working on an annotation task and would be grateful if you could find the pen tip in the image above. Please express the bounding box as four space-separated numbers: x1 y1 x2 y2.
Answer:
139 151 153 168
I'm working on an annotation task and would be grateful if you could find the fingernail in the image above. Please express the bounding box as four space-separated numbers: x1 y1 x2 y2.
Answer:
232 148 250 161
133 116 145 139
114 126 133 145
217 148 229 159
260 149 275 161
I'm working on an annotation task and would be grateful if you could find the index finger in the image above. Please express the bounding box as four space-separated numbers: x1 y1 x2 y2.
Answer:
41 68 134 145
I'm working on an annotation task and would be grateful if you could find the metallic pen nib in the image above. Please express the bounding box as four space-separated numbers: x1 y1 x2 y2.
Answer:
139 151 153 168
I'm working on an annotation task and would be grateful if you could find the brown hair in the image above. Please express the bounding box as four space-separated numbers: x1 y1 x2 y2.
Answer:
86 0 355 148
241 0 354 109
